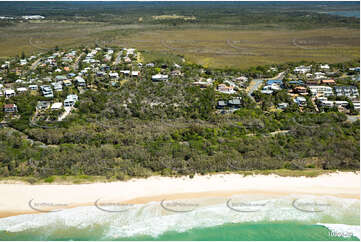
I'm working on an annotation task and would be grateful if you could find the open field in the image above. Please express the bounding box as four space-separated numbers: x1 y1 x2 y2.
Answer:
0 23 359 69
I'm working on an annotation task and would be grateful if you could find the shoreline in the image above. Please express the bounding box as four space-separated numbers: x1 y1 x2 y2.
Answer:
0 172 359 219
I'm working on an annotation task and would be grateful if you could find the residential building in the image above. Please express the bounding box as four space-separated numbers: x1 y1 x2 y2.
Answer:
3 104 17 112
334 86 359 99
40 85 54 98
75 76 86 86
277 103 289 109
321 79 336 85
294 96 307 106
152 74 168 81
4 89 15 98
28 85 38 90
309 85 333 97
51 102 62 110
37 101 51 110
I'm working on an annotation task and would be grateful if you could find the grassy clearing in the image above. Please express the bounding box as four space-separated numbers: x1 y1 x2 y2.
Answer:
0 23 358 68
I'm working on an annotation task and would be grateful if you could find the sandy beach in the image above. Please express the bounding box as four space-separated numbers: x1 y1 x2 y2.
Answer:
0 172 359 219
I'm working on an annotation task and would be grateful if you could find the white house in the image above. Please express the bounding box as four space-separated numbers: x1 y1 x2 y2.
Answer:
320 64 330 70
309 86 333 97
294 96 307 106
4 89 15 98
294 65 311 74
51 102 62 110
152 74 168 81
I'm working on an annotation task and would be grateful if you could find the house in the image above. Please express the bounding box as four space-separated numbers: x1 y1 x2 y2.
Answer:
63 80 72 87
294 96 307 106
55 75 67 82
321 79 336 85
352 101 360 110
314 72 326 80
40 85 54 98
263 83 281 91
277 103 289 110
309 86 333 97
334 86 359 99
131 71 140 77
51 102 62 110
294 86 307 94
120 70 130 76
75 76 86 86
234 76 248 83
20 59 27 66
28 85 38 90
64 98 76 107
266 79 283 86
152 74 168 81
193 79 213 88
171 70 182 76
16 87 28 93
320 100 334 108
217 100 228 109
320 64 330 70
96 71 106 77
109 72 119 79
216 98 242 109
294 65 311 74
52 82 63 92
4 89 15 98
36 101 50 110
289 80 304 85
228 98 242 108
3 104 17 112
334 101 349 108
261 90 273 94
306 80 320 85
68 73 76 78
67 94 78 101
217 83 236 94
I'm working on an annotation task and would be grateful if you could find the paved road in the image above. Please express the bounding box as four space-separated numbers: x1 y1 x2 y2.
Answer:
247 72 285 100
30 57 42 71
73 52 85 71
113 51 122 65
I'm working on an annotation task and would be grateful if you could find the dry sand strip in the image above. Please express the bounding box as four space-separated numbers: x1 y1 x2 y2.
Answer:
0 172 359 218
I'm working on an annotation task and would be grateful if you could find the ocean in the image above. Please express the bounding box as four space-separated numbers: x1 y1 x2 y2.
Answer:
0 195 359 241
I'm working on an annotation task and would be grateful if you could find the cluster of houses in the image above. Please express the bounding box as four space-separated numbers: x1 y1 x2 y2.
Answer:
259 64 360 112
1 46 189 120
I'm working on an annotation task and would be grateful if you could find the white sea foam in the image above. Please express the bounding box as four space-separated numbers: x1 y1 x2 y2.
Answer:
0 195 359 240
